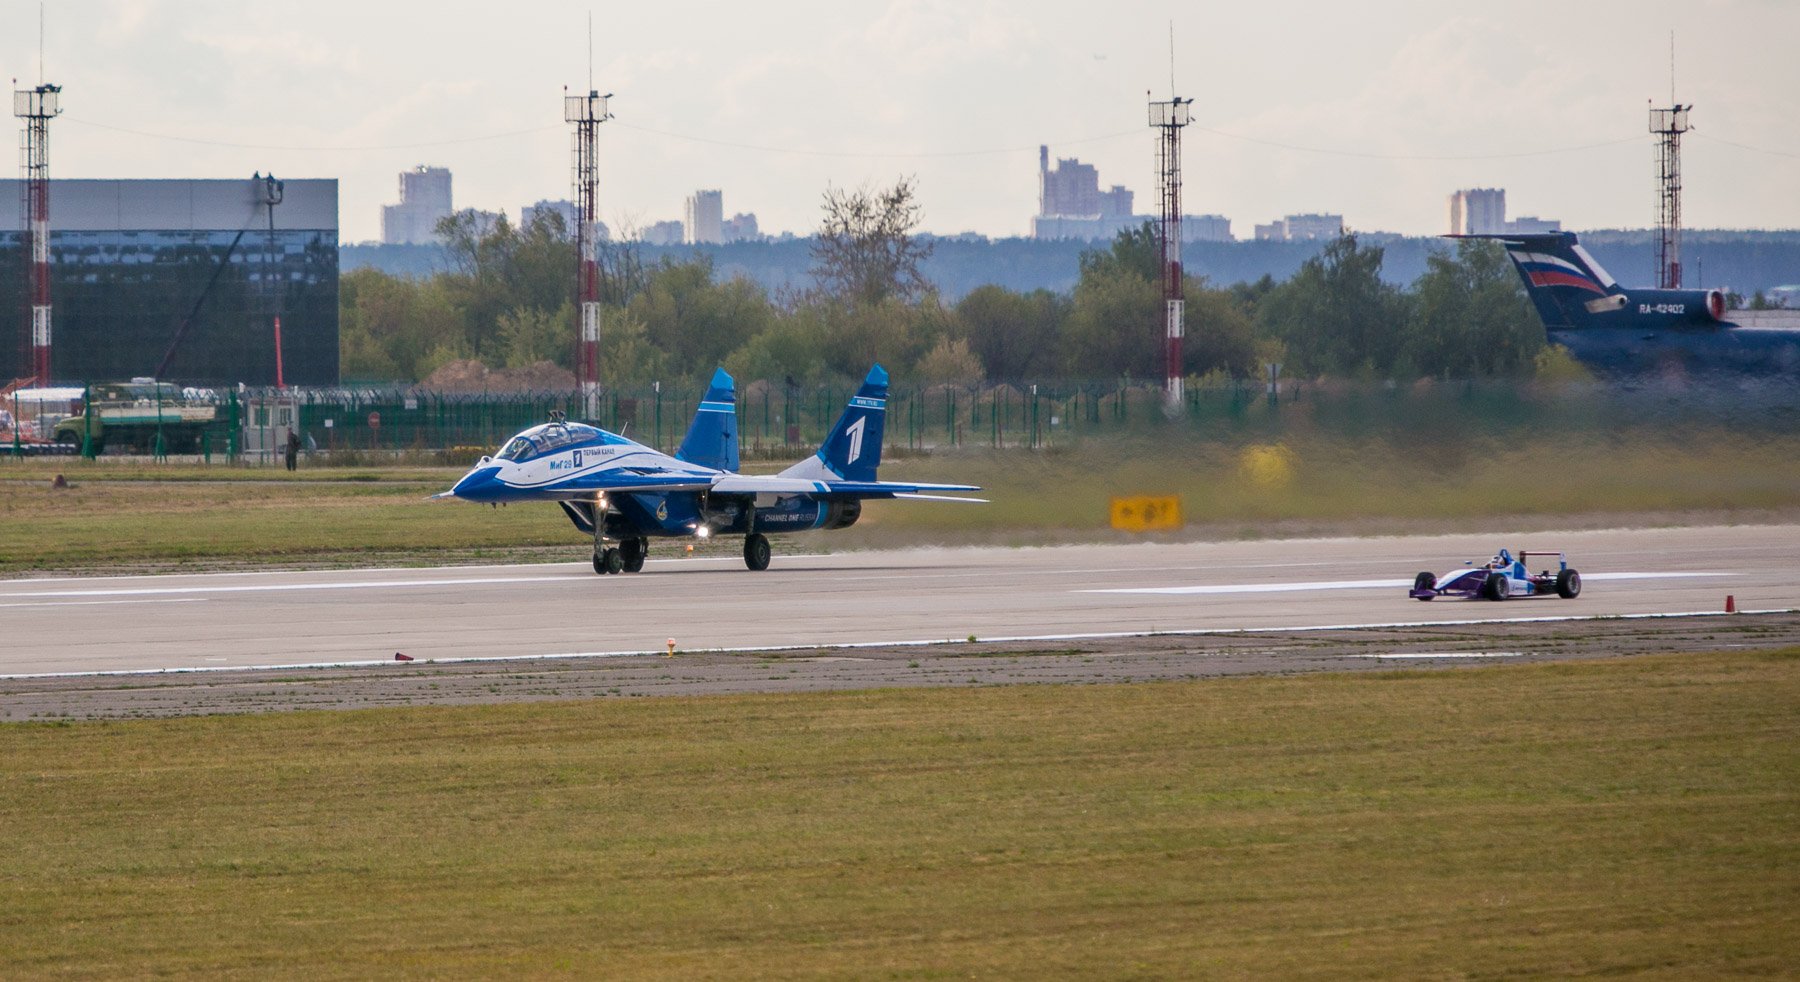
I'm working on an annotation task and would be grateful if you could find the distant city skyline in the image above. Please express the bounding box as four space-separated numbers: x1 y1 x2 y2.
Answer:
5 1 1797 243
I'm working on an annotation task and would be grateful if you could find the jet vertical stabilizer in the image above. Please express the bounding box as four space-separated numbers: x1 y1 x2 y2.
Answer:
778 364 888 483
675 367 739 472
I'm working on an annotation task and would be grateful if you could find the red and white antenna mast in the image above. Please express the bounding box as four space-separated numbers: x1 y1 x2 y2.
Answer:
565 21 611 419
1149 92 1191 414
14 80 60 384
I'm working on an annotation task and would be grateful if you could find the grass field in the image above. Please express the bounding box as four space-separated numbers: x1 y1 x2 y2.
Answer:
4 427 1800 574
2 650 1795 976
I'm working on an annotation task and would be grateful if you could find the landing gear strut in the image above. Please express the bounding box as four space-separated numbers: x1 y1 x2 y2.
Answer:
743 532 771 572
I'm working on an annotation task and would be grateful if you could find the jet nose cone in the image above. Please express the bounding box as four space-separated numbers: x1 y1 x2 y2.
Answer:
450 465 503 501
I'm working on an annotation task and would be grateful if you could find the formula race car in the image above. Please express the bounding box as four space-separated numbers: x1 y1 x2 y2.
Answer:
1409 548 1581 601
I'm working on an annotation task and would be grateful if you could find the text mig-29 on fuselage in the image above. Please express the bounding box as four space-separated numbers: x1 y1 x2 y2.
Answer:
440 365 983 573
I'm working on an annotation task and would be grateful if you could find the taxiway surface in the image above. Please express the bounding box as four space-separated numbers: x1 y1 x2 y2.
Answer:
2 524 1794 676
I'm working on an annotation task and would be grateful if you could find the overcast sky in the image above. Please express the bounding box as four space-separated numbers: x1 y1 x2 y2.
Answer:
5 0 1797 243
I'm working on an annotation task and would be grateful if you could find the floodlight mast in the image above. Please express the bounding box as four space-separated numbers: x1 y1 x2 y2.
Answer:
565 88 611 420
14 82 60 384
263 173 286 389
1649 102 1690 290
1150 95 1191 414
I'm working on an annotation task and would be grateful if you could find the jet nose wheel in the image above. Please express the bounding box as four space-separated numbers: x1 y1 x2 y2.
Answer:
594 547 624 575
743 533 771 572
621 537 647 573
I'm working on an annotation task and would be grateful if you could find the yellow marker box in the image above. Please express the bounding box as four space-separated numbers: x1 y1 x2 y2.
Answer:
1110 495 1183 532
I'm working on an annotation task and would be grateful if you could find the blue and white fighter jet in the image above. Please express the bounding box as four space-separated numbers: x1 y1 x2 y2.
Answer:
442 365 982 574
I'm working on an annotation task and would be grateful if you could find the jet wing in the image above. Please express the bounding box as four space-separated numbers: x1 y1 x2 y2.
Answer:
531 474 716 499
711 474 982 499
447 461 718 503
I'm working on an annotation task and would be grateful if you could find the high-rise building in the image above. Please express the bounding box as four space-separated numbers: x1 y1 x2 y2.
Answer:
1448 188 1507 235
1284 213 1344 240
452 208 504 239
1506 215 1562 235
381 165 452 245
522 198 597 238
1447 188 1561 235
642 220 684 246
685 190 723 245
0 178 339 385
1255 214 1344 241
722 212 761 243
1183 215 1232 243
1032 145 1141 240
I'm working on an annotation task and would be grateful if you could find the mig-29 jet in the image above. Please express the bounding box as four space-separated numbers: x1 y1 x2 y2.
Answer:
441 365 982 574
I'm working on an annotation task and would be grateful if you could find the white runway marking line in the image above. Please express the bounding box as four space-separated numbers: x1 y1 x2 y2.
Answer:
0 574 597 600
1356 652 1524 660
1081 571 1734 596
0 598 209 609
7 607 1791 681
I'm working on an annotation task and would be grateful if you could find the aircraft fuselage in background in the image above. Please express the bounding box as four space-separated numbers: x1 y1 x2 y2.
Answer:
1462 231 1800 378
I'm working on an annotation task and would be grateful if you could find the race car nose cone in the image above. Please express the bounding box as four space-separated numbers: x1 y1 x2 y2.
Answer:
450 465 503 501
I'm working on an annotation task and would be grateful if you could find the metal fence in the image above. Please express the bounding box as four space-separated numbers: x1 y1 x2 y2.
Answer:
276 378 1280 456
11 374 1797 463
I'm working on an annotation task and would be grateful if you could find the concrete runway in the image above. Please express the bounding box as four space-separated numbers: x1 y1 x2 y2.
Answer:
1 524 1794 677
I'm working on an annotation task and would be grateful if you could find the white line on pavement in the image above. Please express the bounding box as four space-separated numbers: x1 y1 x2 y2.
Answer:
1082 571 1733 595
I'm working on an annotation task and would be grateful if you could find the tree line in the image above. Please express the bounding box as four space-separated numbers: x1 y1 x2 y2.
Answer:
339 178 1550 388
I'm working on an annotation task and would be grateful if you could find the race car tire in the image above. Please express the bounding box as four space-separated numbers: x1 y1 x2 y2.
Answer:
1482 572 1509 601
1556 569 1581 599
1413 571 1436 592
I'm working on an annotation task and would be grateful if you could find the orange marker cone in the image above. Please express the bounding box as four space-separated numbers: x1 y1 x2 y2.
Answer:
395 652 414 661
666 638 677 657
1725 595 1737 614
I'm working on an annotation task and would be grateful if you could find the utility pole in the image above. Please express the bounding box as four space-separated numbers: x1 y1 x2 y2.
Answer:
565 86 611 420
14 81 60 384
1149 93 1191 415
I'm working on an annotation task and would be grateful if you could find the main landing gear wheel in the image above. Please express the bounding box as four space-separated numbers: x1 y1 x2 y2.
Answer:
621 537 647 573
594 547 624 575
743 533 771 572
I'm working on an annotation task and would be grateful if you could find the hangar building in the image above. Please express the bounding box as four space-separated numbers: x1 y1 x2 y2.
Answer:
0 177 338 386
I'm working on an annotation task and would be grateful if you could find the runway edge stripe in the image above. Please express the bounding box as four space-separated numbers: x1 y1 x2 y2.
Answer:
3 607 1794 681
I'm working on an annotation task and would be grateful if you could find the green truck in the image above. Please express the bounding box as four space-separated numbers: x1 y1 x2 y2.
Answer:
52 380 219 454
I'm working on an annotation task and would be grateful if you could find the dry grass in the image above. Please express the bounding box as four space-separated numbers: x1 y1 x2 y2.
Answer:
5 427 1799 574
854 429 1800 534
1 650 1796 977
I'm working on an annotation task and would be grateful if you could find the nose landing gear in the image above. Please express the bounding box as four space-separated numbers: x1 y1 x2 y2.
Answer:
593 530 648 576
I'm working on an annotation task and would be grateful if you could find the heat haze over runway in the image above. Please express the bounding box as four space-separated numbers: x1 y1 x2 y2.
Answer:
2 524 1794 677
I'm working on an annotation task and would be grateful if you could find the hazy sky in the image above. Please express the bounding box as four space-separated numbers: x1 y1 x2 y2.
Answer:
5 0 1797 243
